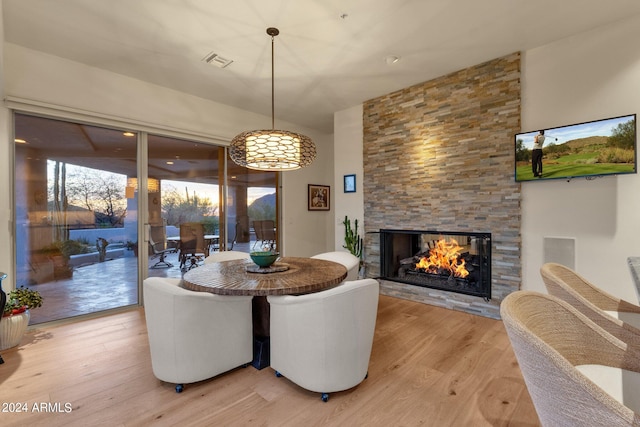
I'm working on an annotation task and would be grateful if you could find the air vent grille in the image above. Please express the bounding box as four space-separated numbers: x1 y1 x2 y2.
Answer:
202 52 233 68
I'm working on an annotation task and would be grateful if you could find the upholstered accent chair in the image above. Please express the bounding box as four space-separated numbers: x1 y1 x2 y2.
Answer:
541 262 640 335
501 291 640 426
143 277 253 392
203 250 250 264
267 278 379 402
311 251 360 281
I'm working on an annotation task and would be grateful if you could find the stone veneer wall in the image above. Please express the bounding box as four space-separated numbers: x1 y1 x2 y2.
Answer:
362 52 521 319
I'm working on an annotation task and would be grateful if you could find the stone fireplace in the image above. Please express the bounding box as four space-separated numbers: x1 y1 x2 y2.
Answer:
380 229 491 300
362 52 521 319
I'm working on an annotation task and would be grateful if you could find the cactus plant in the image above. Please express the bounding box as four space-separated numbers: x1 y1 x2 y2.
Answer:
342 216 363 260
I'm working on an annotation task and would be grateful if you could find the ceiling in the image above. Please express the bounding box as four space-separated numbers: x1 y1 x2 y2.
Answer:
4 0 640 134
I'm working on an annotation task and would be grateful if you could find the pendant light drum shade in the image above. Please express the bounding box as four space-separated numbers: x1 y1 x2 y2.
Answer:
230 129 316 171
230 27 316 171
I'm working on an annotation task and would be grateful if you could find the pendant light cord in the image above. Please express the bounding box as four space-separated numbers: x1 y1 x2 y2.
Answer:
267 27 279 130
271 32 275 130
229 27 316 171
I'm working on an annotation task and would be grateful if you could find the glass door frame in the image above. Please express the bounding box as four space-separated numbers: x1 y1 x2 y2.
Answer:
10 106 281 321
10 108 234 323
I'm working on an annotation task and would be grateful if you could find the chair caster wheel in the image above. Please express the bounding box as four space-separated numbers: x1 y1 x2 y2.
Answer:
275 371 283 377
365 372 368 380
175 384 184 393
321 393 329 402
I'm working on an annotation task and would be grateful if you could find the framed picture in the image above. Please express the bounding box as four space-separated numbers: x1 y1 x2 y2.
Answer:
344 174 356 193
308 184 330 211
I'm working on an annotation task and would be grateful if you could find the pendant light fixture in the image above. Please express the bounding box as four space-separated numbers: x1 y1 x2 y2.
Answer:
230 27 316 171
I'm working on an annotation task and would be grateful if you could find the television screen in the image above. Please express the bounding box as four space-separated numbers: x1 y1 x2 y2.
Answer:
515 114 636 182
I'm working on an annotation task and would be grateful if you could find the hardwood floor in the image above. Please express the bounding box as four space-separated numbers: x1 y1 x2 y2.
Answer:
0 295 540 426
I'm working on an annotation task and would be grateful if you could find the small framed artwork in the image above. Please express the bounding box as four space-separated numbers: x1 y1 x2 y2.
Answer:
308 184 330 211
344 174 356 193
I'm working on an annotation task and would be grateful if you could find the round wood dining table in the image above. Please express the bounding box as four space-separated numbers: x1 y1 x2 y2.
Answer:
182 256 348 369
182 256 347 296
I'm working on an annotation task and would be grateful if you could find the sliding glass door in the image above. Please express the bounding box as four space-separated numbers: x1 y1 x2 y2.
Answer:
226 154 280 253
144 136 279 277
13 113 279 324
14 113 139 324
145 135 225 278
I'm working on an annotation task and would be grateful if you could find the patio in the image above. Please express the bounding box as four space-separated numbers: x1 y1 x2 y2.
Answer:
28 241 254 325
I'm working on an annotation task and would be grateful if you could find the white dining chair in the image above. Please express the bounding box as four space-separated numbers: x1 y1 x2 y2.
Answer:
143 277 253 392
267 278 379 401
311 251 361 281
203 250 250 264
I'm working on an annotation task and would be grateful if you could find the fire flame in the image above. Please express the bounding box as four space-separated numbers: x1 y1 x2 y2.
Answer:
415 238 469 278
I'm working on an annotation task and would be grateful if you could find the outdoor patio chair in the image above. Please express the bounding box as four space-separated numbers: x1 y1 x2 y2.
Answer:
252 220 276 250
148 225 173 269
179 222 208 270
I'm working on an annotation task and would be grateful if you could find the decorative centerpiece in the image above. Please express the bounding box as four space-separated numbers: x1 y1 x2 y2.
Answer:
247 251 288 273
250 251 280 268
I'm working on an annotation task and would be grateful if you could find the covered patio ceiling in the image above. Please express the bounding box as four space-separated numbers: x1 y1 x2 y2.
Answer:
14 114 274 188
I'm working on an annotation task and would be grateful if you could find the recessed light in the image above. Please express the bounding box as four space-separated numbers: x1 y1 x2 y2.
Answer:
14 138 27 144
123 132 135 137
166 161 174 165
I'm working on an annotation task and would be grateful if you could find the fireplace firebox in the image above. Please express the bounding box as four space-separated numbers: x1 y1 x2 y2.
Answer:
380 229 491 300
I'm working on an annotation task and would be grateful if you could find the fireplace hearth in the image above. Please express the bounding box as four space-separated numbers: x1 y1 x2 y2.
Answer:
380 229 491 300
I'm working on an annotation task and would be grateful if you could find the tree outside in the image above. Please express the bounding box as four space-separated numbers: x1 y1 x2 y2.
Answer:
161 184 219 233
48 163 276 243
63 165 128 227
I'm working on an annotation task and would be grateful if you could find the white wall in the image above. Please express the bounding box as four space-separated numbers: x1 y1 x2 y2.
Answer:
520 14 640 300
332 15 640 302
0 43 335 287
333 105 364 251
280 131 335 257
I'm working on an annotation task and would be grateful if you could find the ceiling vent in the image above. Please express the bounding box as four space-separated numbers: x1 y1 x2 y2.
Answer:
202 52 233 68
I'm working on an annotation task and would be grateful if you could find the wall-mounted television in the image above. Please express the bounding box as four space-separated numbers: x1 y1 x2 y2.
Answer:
515 114 636 182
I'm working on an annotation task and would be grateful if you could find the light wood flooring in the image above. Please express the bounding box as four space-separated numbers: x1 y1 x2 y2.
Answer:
0 295 540 426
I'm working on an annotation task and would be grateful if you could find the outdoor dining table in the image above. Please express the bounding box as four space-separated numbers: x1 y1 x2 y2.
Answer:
182 256 347 368
166 234 219 251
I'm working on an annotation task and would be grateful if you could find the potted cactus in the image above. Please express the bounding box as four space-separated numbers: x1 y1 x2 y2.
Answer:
342 216 364 277
1 286 44 350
